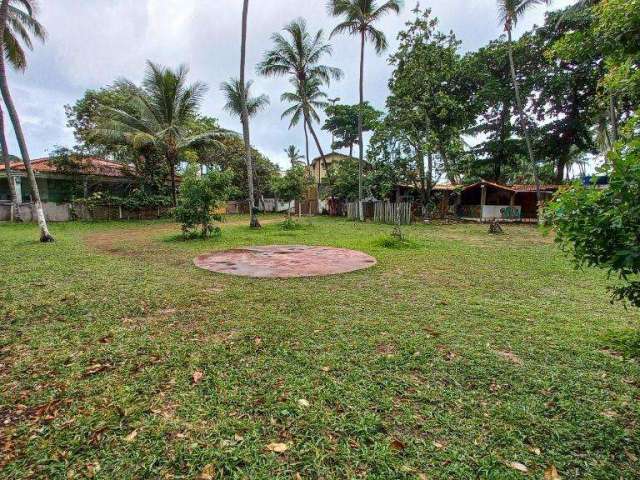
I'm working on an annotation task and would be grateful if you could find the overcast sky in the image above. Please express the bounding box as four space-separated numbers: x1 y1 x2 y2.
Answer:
8 0 573 169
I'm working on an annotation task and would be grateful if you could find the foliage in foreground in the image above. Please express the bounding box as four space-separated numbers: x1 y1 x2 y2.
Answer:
545 117 640 307
175 165 233 238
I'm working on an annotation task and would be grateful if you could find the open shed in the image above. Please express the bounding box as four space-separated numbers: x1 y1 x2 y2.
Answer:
456 180 558 222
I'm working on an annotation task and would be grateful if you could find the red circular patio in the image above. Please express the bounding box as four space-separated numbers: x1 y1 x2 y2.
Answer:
194 245 377 278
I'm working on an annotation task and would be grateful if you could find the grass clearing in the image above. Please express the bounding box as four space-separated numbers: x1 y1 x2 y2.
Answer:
1 216 639 479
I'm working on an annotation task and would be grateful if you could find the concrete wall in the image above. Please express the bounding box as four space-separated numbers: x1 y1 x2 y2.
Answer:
0 202 72 222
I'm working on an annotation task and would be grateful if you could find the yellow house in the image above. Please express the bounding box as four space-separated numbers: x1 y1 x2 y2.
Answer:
307 152 358 183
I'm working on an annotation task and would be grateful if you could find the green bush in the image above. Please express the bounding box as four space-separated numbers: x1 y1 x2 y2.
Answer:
175 165 233 239
544 116 640 307
279 217 304 231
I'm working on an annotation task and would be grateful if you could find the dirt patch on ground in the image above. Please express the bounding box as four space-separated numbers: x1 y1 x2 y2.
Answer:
84 218 280 265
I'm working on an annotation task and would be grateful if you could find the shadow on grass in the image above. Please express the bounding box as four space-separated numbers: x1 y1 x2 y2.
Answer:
603 329 640 359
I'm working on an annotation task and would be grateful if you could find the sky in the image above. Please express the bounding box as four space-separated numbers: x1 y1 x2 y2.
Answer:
8 0 573 169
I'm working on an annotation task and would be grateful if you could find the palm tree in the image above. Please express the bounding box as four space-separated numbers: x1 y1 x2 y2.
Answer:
257 18 343 176
221 78 270 119
280 77 329 169
284 145 304 168
0 0 51 240
497 0 550 201
239 0 261 228
93 61 222 206
329 0 403 220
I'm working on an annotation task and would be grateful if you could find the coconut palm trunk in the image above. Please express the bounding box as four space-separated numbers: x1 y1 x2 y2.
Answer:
357 30 366 221
1 105 22 221
303 119 310 167
240 0 260 228
506 28 541 201
0 0 51 241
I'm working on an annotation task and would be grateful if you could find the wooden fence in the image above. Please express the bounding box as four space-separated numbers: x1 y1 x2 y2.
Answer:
346 201 412 225
374 201 412 225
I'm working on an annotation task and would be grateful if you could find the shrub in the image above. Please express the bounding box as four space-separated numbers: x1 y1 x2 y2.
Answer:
279 217 304 231
544 116 640 307
175 165 233 239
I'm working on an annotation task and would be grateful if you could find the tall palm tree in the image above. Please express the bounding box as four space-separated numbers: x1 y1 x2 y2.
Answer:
329 0 403 220
280 77 329 169
498 0 550 200
239 0 261 228
284 145 304 168
0 0 51 240
221 78 270 119
93 61 222 207
257 18 343 176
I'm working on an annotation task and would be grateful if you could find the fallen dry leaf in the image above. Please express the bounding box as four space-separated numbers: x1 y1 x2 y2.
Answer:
83 363 111 377
390 438 406 450
544 464 561 480
192 370 204 385
507 461 528 473
496 349 523 365
266 442 289 453
432 440 445 449
199 463 216 480
124 429 138 443
293 474 302 480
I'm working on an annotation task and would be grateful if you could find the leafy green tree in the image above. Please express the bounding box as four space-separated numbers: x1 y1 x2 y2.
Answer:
325 156 361 201
175 164 233 239
329 0 403 220
199 134 279 203
528 7 600 182
258 18 343 175
497 0 550 200
280 77 328 168
464 39 532 182
388 7 475 187
92 61 224 206
65 85 137 159
322 102 381 156
545 117 640 307
368 116 436 203
271 165 310 216
0 0 52 240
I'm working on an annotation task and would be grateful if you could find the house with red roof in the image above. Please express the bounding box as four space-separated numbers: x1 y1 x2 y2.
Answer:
0 157 137 221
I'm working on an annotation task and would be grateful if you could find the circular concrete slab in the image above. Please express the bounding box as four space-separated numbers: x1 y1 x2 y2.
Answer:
194 245 377 278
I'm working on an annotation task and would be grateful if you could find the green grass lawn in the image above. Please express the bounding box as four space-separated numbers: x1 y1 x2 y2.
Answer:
1 216 638 479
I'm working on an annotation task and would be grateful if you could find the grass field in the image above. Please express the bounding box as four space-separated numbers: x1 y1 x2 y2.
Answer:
1 216 639 479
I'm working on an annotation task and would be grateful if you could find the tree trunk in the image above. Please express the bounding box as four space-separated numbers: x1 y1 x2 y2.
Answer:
357 30 366 221
555 156 567 184
0 104 22 221
303 119 310 167
301 102 327 214
169 162 177 207
609 94 618 144
240 0 260 228
0 0 52 241
507 28 541 202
